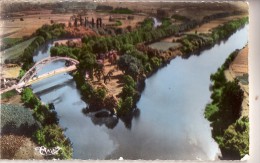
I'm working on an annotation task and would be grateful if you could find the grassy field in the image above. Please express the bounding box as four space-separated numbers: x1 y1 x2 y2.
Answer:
0 37 36 63
149 42 181 51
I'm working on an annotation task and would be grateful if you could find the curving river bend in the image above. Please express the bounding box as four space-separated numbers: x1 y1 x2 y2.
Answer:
30 25 248 160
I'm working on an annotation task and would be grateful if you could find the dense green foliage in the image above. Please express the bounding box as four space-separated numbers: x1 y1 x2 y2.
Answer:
110 7 134 14
21 88 72 159
0 104 41 136
50 45 79 59
220 116 249 159
75 17 247 116
161 18 172 27
0 90 17 100
118 54 143 79
21 23 66 70
117 75 138 116
18 69 26 79
33 124 72 159
204 49 248 159
179 17 248 55
211 17 248 42
171 14 190 21
81 18 197 54
21 88 58 126
1 37 23 51
115 20 122 26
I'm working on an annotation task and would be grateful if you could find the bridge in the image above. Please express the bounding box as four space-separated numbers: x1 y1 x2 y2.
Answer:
0 57 79 94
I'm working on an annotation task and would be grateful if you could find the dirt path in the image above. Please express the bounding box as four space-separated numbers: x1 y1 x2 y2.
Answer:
90 59 124 98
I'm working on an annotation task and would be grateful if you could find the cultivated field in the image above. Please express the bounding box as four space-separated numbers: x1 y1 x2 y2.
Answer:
0 10 73 38
0 37 36 63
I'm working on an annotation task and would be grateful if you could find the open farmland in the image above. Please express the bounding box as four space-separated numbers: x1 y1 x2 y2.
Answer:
187 14 248 34
0 10 73 38
0 1 249 160
0 37 35 63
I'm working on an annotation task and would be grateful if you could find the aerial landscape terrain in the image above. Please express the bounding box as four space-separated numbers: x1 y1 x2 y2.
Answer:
0 1 249 160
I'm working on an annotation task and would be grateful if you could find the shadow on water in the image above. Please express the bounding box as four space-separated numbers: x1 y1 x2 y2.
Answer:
82 107 141 130
33 78 74 96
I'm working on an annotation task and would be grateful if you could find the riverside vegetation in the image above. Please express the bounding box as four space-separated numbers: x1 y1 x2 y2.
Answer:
205 49 249 160
50 16 248 118
3 13 248 159
20 88 73 159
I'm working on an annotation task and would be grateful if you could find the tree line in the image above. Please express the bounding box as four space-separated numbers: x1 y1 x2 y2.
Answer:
204 49 249 159
21 88 72 159
20 23 67 70
178 17 248 56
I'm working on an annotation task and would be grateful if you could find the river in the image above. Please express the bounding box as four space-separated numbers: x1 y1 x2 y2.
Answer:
30 24 248 160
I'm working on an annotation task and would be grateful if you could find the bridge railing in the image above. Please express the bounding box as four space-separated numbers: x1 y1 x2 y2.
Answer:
18 57 79 86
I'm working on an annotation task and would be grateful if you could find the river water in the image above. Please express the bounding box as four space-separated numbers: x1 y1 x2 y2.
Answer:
30 25 248 160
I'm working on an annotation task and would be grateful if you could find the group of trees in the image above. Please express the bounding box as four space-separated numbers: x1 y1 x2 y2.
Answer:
204 49 248 159
177 17 248 56
50 45 79 59
211 17 248 42
117 75 138 116
70 18 198 115
110 7 134 14
21 23 67 70
80 17 198 55
21 88 72 159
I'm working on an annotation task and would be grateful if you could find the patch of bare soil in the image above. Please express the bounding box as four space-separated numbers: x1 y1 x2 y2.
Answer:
90 59 124 98
0 64 21 79
0 135 43 160
13 137 44 160
0 10 73 38
230 45 248 76
0 93 22 105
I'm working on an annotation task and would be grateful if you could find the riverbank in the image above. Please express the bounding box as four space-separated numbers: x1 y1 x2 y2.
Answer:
20 88 73 159
204 48 249 160
71 16 249 118
224 45 249 117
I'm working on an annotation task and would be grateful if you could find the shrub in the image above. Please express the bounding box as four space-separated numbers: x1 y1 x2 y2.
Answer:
219 117 249 159
1 90 17 100
33 124 72 159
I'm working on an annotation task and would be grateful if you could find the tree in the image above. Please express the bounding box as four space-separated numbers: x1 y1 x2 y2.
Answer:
117 54 143 79
117 96 134 116
21 88 35 105
220 117 249 159
33 124 72 159
78 45 96 79
150 56 162 69
123 75 136 88
218 79 244 126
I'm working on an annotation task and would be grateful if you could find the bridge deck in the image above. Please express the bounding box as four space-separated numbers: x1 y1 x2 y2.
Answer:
0 65 77 94
26 65 77 86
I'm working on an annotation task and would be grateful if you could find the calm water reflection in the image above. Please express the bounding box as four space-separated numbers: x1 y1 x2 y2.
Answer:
31 25 248 160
